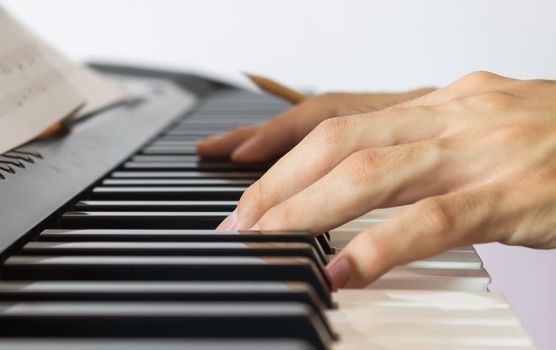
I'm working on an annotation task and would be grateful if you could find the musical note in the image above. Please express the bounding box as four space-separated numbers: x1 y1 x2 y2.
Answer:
0 7 83 155
0 6 128 156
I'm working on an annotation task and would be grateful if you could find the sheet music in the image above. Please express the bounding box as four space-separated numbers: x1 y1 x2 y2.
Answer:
40 40 129 118
0 8 84 154
0 7 130 155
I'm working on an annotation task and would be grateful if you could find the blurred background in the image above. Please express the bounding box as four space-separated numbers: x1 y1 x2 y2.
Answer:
2 0 556 349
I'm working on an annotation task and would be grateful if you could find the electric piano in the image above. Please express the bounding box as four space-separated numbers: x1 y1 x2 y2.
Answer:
0 64 536 349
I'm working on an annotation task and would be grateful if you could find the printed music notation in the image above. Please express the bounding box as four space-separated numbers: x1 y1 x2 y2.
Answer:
0 45 67 117
0 7 84 155
0 6 128 156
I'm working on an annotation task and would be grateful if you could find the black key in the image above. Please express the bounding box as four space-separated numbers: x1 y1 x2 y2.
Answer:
124 161 266 171
140 146 197 154
0 281 332 335
316 234 334 255
3 256 332 308
140 146 197 155
131 155 201 162
61 211 229 229
0 339 315 350
0 281 324 314
74 200 238 212
111 171 262 179
0 302 332 350
102 179 254 186
21 241 326 266
90 187 246 200
161 130 217 137
150 140 214 147
169 119 262 127
38 230 329 262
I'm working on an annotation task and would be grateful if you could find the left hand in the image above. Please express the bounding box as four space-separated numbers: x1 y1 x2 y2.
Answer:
218 71 556 289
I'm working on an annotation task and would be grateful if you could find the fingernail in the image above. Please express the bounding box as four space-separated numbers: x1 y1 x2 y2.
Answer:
216 210 238 230
326 256 352 290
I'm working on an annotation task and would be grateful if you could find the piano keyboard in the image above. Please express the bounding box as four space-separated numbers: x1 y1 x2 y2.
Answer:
0 67 536 349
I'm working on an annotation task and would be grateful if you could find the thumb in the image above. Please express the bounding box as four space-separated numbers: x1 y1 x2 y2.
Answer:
197 125 260 159
231 115 299 164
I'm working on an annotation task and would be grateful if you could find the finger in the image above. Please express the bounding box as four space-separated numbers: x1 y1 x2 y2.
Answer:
231 101 331 164
235 105 451 229
326 186 504 289
196 125 260 159
231 117 298 163
252 141 454 233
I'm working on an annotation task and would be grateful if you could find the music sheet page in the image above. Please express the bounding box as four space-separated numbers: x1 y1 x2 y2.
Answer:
0 8 84 154
0 7 130 154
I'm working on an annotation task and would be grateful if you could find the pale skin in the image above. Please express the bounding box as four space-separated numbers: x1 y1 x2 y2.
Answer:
197 71 556 289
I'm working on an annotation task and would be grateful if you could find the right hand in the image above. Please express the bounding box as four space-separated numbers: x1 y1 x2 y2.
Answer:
196 88 435 163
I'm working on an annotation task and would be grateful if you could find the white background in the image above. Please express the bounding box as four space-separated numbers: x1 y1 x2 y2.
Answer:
2 1 556 348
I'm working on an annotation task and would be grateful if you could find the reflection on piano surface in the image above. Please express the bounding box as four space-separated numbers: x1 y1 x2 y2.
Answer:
0 65 536 349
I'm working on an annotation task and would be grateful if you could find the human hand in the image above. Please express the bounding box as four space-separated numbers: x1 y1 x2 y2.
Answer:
219 71 556 289
197 88 434 163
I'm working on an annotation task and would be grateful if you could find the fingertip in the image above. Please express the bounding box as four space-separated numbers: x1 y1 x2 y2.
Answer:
326 255 352 290
231 137 259 163
196 134 223 154
216 209 238 230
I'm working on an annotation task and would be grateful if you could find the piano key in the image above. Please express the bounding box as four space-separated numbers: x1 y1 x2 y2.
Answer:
403 251 483 270
147 140 199 146
0 281 324 312
140 146 197 156
156 134 210 141
0 302 332 350
3 256 332 308
21 241 327 267
149 140 212 147
61 211 228 229
163 130 241 137
316 234 334 255
194 107 283 114
74 200 238 211
0 280 332 337
368 266 491 292
172 119 266 126
331 290 535 348
160 130 221 136
140 147 198 155
91 186 246 200
38 230 330 262
132 155 201 162
124 161 266 171
102 179 254 186
161 126 233 133
0 339 315 350
330 227 476 253
111 171 262 179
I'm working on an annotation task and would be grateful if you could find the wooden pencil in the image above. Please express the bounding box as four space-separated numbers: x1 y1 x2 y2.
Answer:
244 73 307 104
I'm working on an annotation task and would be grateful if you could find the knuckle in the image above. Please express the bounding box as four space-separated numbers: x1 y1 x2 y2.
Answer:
414 198 455 235
310 116 353 146
457 70 500 86
237 180 265 212
488 122 535 144
341 149 383 184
